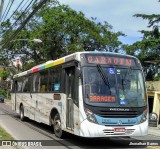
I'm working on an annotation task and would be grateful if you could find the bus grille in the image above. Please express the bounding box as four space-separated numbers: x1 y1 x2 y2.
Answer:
103 129 135 135
96 110 139 118
85 105 145 118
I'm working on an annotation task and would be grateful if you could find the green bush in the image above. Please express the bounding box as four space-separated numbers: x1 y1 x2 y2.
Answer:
0 88 8 98
154 75 160 81
0 69 9 80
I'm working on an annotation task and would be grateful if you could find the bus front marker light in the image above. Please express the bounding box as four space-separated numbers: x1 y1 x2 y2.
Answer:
85 108 98 124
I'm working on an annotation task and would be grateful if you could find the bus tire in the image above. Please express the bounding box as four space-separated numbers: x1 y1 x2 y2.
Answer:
53 113 65 138
20 105 25 121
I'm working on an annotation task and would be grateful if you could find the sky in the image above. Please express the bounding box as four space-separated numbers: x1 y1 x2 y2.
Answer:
1 0 160 45
58 0 160 45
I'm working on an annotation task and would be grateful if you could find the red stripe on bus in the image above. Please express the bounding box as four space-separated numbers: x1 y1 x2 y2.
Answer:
32 67 38 73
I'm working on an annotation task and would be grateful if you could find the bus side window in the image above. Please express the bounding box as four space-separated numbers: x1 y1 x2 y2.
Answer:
13 78 23 93
28 75 34 92
22 78 29 92
40 70 48 92
33 73 40 92
48 68 61 92
17 81 22 92
41 85 46 92
14 81 18 92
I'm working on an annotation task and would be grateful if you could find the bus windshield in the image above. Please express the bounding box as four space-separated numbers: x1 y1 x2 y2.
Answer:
83 66 146 107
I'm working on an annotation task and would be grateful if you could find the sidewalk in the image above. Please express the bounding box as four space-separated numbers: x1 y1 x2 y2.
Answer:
0 100 67 149
0 100 18 149
148 125 160 137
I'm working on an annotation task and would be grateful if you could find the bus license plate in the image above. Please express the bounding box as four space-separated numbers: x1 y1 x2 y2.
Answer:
114 128 126 133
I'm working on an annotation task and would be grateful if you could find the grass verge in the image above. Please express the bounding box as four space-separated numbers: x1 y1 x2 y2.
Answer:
0 126 14 140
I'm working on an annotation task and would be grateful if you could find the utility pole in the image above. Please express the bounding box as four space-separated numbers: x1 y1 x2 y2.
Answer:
0 0 4 19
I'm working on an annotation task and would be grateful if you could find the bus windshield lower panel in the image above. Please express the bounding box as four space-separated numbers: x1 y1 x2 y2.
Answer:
83 66 147 108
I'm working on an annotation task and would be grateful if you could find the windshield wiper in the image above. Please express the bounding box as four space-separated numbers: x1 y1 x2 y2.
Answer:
120 67 132 95
122 67 132 85
96 64 111 94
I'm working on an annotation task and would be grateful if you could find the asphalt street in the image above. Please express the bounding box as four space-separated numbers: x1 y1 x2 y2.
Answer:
0 100 160 149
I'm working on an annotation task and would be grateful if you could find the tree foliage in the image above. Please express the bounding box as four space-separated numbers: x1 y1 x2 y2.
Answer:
126 9 160 80
0 1 124 73
0 68 9 80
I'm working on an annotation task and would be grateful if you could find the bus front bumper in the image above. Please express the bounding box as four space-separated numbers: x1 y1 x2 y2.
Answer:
79 119 148 138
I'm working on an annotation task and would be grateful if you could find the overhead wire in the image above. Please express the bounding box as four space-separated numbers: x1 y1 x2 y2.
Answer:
1 0 50 50
0 0 15 23
20 0 33 12
6 0 26 22
9 0 38 28
0 0 31 23
0 0 31 34
0 0 11 22
0 0 38 39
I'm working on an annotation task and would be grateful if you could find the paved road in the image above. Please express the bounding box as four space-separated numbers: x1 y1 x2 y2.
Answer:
0 101 160 149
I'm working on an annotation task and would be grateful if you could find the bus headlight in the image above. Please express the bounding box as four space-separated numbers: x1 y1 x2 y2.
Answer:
85 108 98 124
140 110 148 123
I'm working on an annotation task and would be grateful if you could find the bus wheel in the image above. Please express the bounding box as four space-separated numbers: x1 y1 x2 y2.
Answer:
53 113 64 138
20 105 25 121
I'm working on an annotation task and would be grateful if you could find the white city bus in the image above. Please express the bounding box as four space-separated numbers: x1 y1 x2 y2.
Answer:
11 51 148 138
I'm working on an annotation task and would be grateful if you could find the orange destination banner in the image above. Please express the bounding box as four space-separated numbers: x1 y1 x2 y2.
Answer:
89 96 116 102
86 55 135 66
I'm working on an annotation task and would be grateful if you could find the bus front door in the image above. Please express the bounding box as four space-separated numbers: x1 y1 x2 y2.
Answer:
13 81 18 111
65 67 75 131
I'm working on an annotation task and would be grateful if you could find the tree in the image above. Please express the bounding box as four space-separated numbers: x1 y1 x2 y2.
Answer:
0 1 124 72
125 9 160 80
0 68 9 81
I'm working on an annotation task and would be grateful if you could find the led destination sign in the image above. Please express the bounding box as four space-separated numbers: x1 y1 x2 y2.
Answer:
89 96 116 103
86 55 136 66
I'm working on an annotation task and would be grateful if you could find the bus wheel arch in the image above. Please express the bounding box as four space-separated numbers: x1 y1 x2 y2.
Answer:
50 108 58 125
50 108 65 138
19 103 25 121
